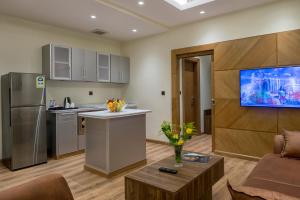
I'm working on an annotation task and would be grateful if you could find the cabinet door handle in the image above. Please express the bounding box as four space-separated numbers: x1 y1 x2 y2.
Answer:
82 68 85 79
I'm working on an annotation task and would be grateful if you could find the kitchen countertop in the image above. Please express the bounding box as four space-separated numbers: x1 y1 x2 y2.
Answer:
78 109 151 119
48 103 137 114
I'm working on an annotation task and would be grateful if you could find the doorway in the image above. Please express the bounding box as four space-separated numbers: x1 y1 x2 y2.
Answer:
179 55 212 135
171 45 215 149
181 58 200 132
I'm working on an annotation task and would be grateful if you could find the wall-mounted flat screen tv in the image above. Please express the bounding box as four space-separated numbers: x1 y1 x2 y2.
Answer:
240 66 300 108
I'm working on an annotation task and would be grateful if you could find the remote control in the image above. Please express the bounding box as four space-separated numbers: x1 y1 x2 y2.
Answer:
158 167 178 174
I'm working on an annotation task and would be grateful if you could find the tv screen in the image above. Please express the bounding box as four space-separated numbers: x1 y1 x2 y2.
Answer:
240 66 300 108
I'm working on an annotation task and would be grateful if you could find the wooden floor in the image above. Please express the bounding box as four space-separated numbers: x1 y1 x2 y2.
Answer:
0 134 257 200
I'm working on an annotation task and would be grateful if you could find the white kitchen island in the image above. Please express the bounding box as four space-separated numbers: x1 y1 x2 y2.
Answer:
78 109 151 177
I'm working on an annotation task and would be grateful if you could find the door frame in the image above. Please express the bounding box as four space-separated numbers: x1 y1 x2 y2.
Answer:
181 58 201 133
171 43 216 150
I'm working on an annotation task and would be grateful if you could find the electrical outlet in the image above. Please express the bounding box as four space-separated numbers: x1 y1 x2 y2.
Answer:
89 91 93 96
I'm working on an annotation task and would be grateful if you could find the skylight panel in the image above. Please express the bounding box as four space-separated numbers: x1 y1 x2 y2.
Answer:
164 0 215 10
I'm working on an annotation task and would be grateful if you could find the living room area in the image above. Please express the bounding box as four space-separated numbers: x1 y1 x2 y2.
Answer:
1 0 300 200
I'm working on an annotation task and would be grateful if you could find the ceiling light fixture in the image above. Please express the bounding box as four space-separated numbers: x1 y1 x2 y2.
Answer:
200 10 206 14
132 29 138 33
90 15 96 19
138 1 144 5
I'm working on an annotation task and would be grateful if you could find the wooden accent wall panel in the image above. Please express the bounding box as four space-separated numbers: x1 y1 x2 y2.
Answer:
278 109 300 132
214 34 277 71
215 128 276 158
172 29 300 159
215 70 239 99
278 30 300 66
214 34 278 158
215 99 277 132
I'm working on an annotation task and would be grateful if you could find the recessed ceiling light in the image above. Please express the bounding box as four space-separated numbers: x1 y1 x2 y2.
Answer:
90 15 96 19
138 1 144 5
132 29 138 33
200 10 206 14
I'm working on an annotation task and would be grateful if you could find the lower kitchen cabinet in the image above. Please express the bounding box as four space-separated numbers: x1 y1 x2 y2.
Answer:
47 112 80 158
57 113 78 155
47 106 136 158
78 135 86 150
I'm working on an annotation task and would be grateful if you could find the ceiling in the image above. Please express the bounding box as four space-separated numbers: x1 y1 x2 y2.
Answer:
0 0 278 41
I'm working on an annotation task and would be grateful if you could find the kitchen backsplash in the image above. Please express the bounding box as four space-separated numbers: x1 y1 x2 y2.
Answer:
46 80 125 107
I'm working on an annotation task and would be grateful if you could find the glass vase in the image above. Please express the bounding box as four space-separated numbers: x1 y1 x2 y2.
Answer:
174 145 183 167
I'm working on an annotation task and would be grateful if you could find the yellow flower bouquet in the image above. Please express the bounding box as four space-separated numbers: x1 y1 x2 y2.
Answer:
160 121 196 167
106 98 126 112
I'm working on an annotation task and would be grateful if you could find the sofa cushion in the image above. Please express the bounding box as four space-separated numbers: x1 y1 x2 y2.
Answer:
244 154 300 198
273 135 284 154
227 181 299 200
282 130 300 158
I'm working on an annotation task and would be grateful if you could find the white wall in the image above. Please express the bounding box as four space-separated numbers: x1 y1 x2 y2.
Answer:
199 56 211 133
121 0 300 142
0 14 124 158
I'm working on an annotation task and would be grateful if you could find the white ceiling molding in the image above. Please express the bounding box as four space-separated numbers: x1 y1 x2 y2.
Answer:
0 0 279 41
95 0 170 29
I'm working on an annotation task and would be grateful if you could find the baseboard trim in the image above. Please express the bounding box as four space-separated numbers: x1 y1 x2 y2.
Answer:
214 150 261 161
85 159 147 178
54 150 85 160
146 139 170 145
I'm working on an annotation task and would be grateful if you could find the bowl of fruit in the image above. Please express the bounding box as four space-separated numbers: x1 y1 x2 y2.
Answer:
106 98 126 112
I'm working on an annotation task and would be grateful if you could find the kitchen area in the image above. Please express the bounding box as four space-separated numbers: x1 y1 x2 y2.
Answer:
1 43 151 174
47 102 138 159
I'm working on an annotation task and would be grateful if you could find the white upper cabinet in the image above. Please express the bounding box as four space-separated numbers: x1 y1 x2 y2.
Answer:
71 48 85 81
84 50 97 82
97 53 110 82
53 46 72 80
110 55 130 84
120 56 130 84
72 48 97 82
43 44 72 80
42 44 129 83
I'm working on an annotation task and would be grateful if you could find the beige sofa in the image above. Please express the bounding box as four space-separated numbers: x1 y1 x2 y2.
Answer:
0 174 74 200
240 135 300 198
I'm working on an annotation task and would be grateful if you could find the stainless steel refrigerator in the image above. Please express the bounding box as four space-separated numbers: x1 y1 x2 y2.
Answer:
1 72 47 170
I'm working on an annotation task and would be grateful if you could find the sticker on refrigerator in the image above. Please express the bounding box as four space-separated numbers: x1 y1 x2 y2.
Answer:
36 76 45 89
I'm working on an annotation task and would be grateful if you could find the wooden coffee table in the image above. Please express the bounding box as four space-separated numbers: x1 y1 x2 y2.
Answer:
125 153 224 200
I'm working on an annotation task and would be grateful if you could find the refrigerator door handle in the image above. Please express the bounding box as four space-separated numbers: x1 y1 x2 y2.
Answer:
9 88 11 127
60 112 75 116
